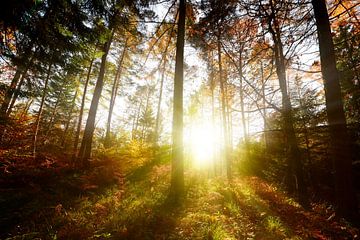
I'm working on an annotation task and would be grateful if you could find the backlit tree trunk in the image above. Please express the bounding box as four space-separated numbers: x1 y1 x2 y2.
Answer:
73 58 94 160
217 34 231 180
78 32 114 167
312 0 358 220
238 51 247 143
170 0 186 202
33 63 52 158
61 89 78 147
104 39 128 148
267 3 308 206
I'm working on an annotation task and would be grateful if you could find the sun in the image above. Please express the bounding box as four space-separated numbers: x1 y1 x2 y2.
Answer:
186 122 218 168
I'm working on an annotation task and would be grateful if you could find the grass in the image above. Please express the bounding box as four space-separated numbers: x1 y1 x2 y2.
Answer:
1 149 359 239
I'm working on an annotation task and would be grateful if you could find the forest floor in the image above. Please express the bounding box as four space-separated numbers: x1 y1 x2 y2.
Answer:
1 149 359 239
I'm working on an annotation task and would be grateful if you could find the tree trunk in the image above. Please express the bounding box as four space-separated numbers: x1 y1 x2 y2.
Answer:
154 59 167 145
217 34 231 180
78 32 114 168
209 51 217 176
238 51 248 142
33 63 52 158
169 0 186 203
1 69 22 119
61 89 78 147
44 87 63 139
7 72 27 117
1 52 35 119
104 39 128 148
260 61 269 149
73 58 94 160
312 0 358 220
267 5 308 206
140 87 152 142
132 99 143 140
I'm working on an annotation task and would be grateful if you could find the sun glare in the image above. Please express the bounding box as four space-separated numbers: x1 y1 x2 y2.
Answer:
186 123 219 168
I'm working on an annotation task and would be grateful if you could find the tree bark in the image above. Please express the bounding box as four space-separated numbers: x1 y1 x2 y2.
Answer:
260 61 269 149
1 69 22 119
217 34 231 180
238 51 248 142
104 39 128 148
1 51 35 118
312 0 358 220
61 89 78 147
155 59 167 145
73 58 94 159
170 0 186 202
267 3 308 206
78 31 114 167
44 86 63 139
33 63 52 158
6 71 27 117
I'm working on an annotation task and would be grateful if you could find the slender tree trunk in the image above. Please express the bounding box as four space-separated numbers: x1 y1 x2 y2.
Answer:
73 58 94 159
7 72 27 117
1 69 22 119
1 52 35 118
78 32 114 168
21 98 33 118
33 63 52 158
61 89 78 147
217 34 231 180
238 51 247 142
104 39 128 147
170 0 186 202
312 0 358 220
211 81 216 176
210 51 217 176
260 61 268 148
155 26 174 146
267 7 308 206
44 87 63 139
155 60 167 144
140 87 152 142
133 99 143 140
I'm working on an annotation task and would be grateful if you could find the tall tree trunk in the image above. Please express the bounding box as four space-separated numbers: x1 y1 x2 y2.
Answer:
73 58 94 160
155 60 167 145
21 98 33 118
155 27 174 146
209 51 217 176
61 89 78 147
78 32 114 168
33 63 52 158
260 61 268 149
238 51 248 142
267 6 308 206
1 52 35 118
132 99 143 140
7 72 27 117
140 87 152 142
44 87 63 139
104 39 128 147
1 69 22 119
211 75 216 176
217 34 231 180
170 0 186 202
312 0 358 220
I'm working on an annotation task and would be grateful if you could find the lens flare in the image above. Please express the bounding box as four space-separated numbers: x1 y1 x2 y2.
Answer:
186 123 217 168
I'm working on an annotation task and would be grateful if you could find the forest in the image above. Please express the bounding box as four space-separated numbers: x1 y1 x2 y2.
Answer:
0 0 360 239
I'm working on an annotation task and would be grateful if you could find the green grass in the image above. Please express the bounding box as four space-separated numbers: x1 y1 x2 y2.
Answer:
2 151 358 239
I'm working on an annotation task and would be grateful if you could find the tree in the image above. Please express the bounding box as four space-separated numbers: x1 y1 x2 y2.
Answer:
78 30 114 167
169 0 186 202
104 38 128 148
312 0 358 220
